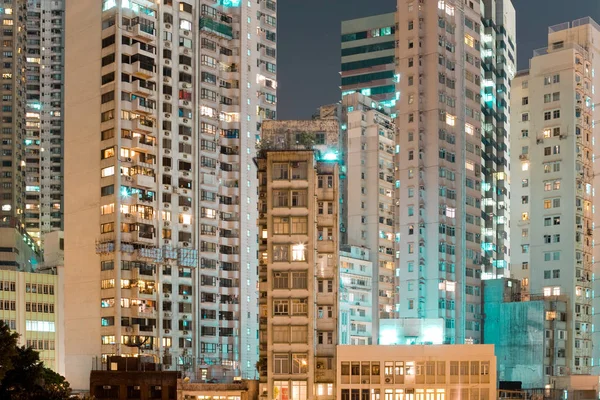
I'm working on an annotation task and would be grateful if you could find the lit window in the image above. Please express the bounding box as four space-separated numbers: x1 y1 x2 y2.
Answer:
465 123 474 135
553 287 560 296
446 114 456 126
522 162 529 171
291 244 306 261
465 161 474 171
445 207 455 218
101 166 114 177
464 34 474 48
521 212 529 221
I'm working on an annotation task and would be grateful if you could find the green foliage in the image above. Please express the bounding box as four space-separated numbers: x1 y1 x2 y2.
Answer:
0 320 72 400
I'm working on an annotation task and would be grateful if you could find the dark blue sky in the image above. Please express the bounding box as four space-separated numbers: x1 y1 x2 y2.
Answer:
277 0 600 119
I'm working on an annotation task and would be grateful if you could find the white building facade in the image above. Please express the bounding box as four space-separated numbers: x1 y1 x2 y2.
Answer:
24 0 65 243
339 245 374 345
511 17 600 376
64 0 276 390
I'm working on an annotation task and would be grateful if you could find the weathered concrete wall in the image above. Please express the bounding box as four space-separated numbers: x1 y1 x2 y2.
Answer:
484 280 545 388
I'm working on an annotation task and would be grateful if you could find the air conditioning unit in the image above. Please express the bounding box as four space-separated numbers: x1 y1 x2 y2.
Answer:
126 157 133 162
126 176 133 182
274 272 281 277
124 213 132 218
164 293 170 299
385 377 392 383
183 330 189 335
164 42 171 48
183 118 189 123
164 203 170 209
164 59 171 66
183 206 189 212
163 239 171 245
183 100 189 106
183 315 188 319
183 296 189 300
164 167 171 172
183 66 190 71
183 136 189 141
164 221 170 227
165 113 171 118
183 242 190 247
316 363 323 369
163 77 170 83
361 380 369 384
165 23 171 29
165 95 171 100
165 149 171 155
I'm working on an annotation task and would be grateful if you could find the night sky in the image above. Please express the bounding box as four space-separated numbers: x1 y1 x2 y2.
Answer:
277 0 600 120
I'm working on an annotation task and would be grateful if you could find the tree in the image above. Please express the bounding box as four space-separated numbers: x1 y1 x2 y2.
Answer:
0 321 72 400
0 321 18 381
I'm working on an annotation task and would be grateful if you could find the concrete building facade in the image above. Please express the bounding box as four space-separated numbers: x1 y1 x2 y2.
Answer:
257 149 339 400
510 17 600 375
395 0 514 345
64 0 276 390
337 345 496 400
0 1 27 225
24 0 65 242
341 13 397 108
339 245 374 345
0 221 63 374
483 278 569 388
343 92 397 330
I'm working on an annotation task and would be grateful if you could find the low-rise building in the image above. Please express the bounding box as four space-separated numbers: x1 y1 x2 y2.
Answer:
0 219 63 373
337 345 496 400
339 245 374 345
483 278 569 388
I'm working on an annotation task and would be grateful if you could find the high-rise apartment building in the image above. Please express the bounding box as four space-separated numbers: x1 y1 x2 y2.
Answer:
24 0 64 243
64 0 276 390
257 148 339 400
341 13 397 108
511 17 600 376
343 92 397 330
0 1 27 224
480 0 514 280
395 0 514 344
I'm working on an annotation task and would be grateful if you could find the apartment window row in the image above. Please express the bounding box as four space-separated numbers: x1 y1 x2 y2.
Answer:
0 280 15 291
544 269 561 279
0 319 15 329
0 300 15 310
268 216 307 235
272 325 308 344
272 271 308 290
273 353 308 374
272 244 307 262
25 283 55 295
273 298 308 316
544 110 560 121
27 339 55 350
271 189 308 208
25 302 55 313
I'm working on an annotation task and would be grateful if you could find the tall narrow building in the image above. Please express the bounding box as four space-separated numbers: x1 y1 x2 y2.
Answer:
395 0 514 344
341 13 397 108
343 92 397 332
511 17 600 376
24 0 65 243
0 1 27 224
65 0 276 390
257 148 339 400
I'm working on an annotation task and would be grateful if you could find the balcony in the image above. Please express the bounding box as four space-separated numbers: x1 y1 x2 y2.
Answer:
132 79 154 97
132 60 155 79
200 17 233 40
133 41 156 60
132 97 154 114
132 118 154 133
129 23 155 42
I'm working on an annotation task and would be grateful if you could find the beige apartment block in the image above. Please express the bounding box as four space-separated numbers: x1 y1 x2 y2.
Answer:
337 345 496 400
257 149 339 400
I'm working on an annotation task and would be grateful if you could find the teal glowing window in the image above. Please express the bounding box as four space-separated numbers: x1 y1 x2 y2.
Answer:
341 41 395 57
341 70 394 86
341 56 395 72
